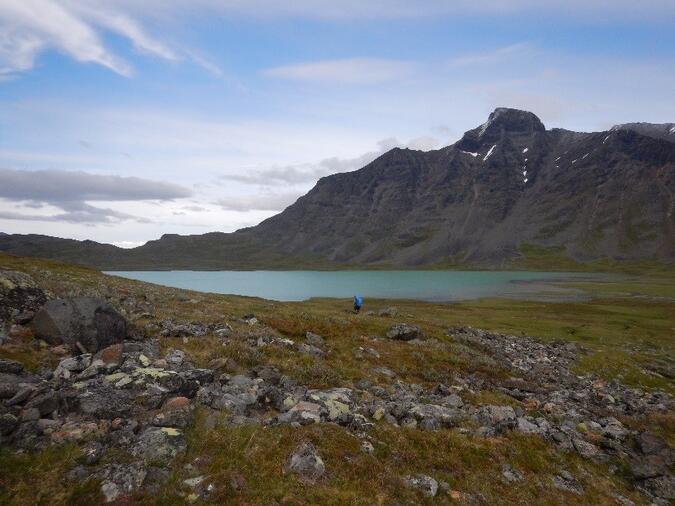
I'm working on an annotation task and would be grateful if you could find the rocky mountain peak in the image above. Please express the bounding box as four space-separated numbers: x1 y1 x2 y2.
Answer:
480 107 546 137
456 107 546 152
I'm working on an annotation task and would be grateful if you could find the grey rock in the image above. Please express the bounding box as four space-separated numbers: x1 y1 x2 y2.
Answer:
386 323 422 341
99 462 148 503
54 354 92 379
642 475 675 501
5 385 34 406
552 472 583 495
475 405 517 431
278 401 322 425
25 390 59 416
441 394 464 408
31 298 126 353
132 427 187 462
214 325 233 338
297 343 325 358
305 331 325 346
0 359 24 375
82 441 104 465
572 437 600 459
0 271 47 323
516 416 540 434
636 432 667 455
285 442 325 483
37 418 61 432
165 349 186 367
630 456 668 479
77 383 135 419
404 474 438 497
408 403 463 429
502 464 524 483
0 413 18 435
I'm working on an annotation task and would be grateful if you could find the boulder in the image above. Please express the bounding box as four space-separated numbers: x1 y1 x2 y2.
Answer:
475 405 517 432
551 471 583 495
284 442 325 483
31 298 126 353
297 343 325 358
0 271 47 324
404 474 438 497
132 427 187 462
386 323 422 341
99 462 148 503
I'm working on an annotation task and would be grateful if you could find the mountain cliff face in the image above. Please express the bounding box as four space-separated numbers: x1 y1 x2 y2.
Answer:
2 108 674 269
249 108 674 265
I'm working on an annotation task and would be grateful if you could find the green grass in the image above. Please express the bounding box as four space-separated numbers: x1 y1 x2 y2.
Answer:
140 409 642 505
0 445 102 505
0 251 671 504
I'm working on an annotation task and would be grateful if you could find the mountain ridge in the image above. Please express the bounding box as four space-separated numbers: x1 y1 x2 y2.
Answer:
2 108 674 270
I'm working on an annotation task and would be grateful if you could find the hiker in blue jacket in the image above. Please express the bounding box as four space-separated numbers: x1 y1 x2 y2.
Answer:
353 295 363 314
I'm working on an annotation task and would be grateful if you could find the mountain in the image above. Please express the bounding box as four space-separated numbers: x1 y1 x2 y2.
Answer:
2 108 674 269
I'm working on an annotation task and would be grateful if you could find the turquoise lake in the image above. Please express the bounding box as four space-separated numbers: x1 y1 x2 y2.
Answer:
105 270 598 302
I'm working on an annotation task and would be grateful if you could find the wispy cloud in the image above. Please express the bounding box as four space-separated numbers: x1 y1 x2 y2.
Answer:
0 0 219 79
263 58 416 85
0 168 192 224
0 203 148 224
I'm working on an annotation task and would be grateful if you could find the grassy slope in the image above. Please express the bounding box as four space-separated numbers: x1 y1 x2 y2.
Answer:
0 252 672 505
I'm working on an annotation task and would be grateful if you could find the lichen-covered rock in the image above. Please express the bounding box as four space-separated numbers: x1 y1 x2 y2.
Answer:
0 270 47 324
132 427 187 463
31 298 126 353
99 462 148 503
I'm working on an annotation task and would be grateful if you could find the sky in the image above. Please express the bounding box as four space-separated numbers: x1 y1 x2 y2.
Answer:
1 1 674 247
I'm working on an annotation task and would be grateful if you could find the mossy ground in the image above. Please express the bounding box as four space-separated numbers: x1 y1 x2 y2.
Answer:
0 252 672 504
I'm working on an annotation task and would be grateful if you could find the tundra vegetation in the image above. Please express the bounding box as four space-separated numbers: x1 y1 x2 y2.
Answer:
0 252 672 505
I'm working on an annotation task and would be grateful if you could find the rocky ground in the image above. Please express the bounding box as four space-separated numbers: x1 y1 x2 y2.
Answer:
0 255 673 505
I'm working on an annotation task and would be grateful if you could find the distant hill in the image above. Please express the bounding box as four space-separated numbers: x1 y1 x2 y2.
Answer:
2 108 674 269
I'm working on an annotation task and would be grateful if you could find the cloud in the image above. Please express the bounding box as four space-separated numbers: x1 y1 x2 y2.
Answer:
220 136 439 186
263 58 416 85
0 168 192 203
0 168 192 224
0 0 134 77
215 191 303 212
0 202 147 224
0 0 219 79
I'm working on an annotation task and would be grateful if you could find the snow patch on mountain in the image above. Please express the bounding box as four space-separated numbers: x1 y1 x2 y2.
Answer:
483 144 497 162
